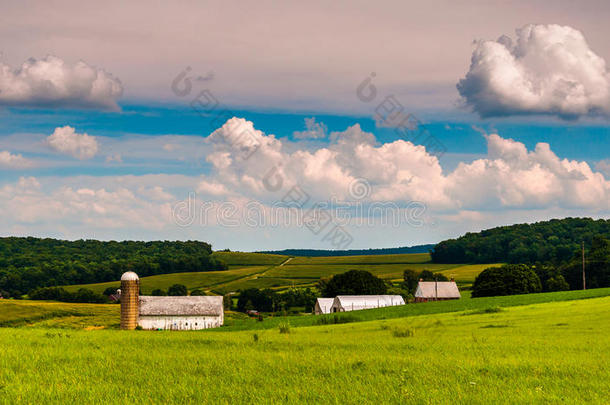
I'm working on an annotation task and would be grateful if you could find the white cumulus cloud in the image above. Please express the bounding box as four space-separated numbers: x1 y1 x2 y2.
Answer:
457 24 610 119
0 55 123 110
0 150 34 169
47 126 99 160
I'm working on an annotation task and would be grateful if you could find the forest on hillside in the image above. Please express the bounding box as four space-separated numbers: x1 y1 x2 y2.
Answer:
431 218 610 265
0 237 227 297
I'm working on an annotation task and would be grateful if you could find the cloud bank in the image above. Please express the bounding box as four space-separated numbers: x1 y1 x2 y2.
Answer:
0 55 123 110
458 24 610 119
46 126 99 160
199 117 610 211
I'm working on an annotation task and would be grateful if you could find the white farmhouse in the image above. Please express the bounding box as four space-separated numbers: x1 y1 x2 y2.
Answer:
314 298 334 314
331 295 405 313
138 295 224 330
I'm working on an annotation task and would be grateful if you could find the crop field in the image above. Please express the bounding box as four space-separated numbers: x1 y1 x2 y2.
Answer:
64 266 270 295
1 293 609 403
211 251 288 266
286 252 432 265
61 252 499 294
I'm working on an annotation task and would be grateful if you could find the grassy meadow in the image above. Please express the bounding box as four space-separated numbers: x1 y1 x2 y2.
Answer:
1 293 609 403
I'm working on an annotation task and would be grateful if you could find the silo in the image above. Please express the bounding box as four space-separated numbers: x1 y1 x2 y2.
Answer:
120 271 140 330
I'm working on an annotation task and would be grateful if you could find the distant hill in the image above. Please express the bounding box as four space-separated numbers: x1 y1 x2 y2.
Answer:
431 217 610 264
257 244 436 257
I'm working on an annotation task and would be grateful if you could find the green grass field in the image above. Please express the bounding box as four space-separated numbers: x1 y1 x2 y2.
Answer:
61 252 498 295
1 292 609 403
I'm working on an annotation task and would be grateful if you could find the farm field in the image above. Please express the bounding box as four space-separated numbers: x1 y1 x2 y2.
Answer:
211 251 288 266
64 266 270 295
1 294 609 403
61 252 497 294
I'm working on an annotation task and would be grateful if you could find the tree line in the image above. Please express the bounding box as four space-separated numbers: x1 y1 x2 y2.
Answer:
431 218 610 265
0 237 227 298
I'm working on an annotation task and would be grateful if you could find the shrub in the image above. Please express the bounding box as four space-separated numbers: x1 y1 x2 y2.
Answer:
223 294 233 310
151 289 167 296
190 289 207 296
278 322 291 334
403 269 420 294
167 284 188 296
472 264 542 298
418 270 448 282
547 275 570 292
103 287 118 296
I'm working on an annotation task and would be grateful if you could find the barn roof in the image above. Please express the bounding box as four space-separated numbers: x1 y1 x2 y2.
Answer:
139 296 223 316
316 298 334 307
315 298 334 313
414 281 461 299
333 295 405 309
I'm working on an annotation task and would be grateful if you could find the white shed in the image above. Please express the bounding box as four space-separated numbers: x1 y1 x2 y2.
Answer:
314 298 334 314
331 295 405 313
138 295 224 330
414 281 461 302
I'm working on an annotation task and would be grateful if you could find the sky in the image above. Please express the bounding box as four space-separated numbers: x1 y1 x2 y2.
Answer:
1 0 610 251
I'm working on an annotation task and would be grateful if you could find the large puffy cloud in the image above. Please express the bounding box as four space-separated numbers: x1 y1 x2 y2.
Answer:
46 126 99 160
458 24 610 119
0 55 122 110
200 117 610 212
0 150 34 169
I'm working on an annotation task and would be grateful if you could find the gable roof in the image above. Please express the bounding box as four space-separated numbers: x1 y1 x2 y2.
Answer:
333 295 405 310
415 281 461 299
139 296 223 316
315 298 334 307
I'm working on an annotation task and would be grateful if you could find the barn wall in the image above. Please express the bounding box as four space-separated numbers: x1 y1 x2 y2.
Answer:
139 315 222 330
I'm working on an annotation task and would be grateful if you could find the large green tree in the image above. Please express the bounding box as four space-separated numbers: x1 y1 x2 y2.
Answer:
472 264 542 298
322 270 387 297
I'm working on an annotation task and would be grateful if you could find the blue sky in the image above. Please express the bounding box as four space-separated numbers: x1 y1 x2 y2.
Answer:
1 1 610 250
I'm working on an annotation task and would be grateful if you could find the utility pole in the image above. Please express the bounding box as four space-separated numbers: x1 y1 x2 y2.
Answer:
582 240 586 290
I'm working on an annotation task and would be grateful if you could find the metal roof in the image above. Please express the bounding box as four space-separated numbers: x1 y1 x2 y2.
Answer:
414 281 461 299
139 296 223 316
315 298 334 313
333 295 405 310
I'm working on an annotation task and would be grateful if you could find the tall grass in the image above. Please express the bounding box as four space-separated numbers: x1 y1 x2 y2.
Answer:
1 296 609 403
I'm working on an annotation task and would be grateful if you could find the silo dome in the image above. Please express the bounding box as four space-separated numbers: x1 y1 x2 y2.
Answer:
121 271 139 281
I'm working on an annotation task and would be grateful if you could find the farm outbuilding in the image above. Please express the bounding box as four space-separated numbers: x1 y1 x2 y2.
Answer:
119 272 224 330
138 296 224 330
414 281 461 302
314 298 334 314
331 295 405 313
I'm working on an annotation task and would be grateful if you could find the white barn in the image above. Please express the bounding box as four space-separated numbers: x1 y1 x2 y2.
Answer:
314 298 334 314
331 295 405 313
414 281 461 302
138 295 224 330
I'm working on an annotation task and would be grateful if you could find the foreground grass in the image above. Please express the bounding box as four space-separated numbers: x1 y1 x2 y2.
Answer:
1 296 609 403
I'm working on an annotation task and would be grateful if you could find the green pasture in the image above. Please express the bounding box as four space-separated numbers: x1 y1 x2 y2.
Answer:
1 293 609 403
